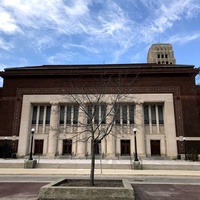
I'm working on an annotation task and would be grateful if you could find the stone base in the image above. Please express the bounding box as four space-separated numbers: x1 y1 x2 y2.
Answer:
24 160 37 168
132 161 141 170
39 179 135 200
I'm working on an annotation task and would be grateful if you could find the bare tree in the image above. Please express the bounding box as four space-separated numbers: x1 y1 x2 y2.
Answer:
57 73 139 185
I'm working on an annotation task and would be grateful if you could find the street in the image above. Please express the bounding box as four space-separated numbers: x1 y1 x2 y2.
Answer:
0 175 200 199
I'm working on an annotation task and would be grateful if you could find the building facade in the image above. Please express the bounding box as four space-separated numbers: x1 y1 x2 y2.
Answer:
0 45 200 159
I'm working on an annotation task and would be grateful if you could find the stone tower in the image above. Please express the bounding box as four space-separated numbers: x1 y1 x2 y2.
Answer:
147 43 176 64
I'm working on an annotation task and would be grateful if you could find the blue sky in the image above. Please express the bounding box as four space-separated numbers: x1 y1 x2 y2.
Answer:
0 0 200 86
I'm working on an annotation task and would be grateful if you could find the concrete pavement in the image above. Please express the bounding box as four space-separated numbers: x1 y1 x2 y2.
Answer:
0 157 200 177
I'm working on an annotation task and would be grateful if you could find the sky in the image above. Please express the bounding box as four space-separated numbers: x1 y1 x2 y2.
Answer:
0 0 200 86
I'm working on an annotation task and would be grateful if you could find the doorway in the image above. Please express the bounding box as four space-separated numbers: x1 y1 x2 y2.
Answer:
63 139 72 155
34 140 43 155
151 140 161 156
121 140 130 156
94 140 101 155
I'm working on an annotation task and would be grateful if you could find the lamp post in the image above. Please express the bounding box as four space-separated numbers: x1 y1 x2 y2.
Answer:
28 128 35 160
133 128 139 161
183 137 187 160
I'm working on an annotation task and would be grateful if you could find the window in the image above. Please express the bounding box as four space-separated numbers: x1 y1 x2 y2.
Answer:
161 54 164 58
158 105 164 124
165 54 168 58
32 106 37 124
151 105 156 124
115 105 121 124
101 105 106 124
31 105 51 125
144 105 149 124
122 105 127 124
45 106 51 124
39 106 44 124
115 104 135 125
129 105 134 124
87 105 92 124
157 54 160 58
87 104 107 125
59 106 65 124
66 106 72 124
144 104 164 125
94 105 99 124
73 105 79 124
59 105 79 125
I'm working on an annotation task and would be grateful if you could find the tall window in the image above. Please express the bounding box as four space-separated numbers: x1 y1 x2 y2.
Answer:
144 105 149 124
45 106 51 124
59 105 79 125
115 105 120 125
66 106 72 124
32 106 37 124
101 105 106 124
122 105 127 124
151 105 156 124
59 106 65 124
73 105 79 124
144 104 164 125
87 104 107 125
158 105 164 124
39 106 44 124
115 104 135 125
32 105 51 125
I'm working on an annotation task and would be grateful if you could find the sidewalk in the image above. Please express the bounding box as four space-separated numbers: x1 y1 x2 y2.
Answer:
0 158 200 177
0 168 200 177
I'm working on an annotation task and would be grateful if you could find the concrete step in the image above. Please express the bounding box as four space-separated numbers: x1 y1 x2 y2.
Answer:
37 163 132 169
0 163 24 168
142 164 200 171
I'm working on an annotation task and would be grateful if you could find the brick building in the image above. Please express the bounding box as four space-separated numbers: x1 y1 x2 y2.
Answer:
0 44 200 159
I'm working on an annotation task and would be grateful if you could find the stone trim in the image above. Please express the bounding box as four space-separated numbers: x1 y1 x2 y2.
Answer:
13 87 183 136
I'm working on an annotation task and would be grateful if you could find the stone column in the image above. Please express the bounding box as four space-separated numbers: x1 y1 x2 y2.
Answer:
47 102 59 158
106 134 115 157
134 102 146 156
101 138 106 156
76 106 86 157
164 100 177 158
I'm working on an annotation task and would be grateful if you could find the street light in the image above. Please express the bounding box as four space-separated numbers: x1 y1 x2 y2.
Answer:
28 128 35 160
133 128 139 161
183 137 187 160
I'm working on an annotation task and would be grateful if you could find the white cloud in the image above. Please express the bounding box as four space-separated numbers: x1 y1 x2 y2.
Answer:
0 38 14 51
0 10 21 34
168 33 200 44
47 52 77 64
0 0 200 63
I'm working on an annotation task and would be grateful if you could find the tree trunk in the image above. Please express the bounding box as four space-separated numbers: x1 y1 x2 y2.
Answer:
90 137 95 186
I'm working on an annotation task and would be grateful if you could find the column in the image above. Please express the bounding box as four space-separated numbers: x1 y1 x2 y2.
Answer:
106 104 115 158
101 138 106 155
76 105 86 157
18 96 32 156
47 102 59 158
106 134 115 157
134 102 146 156
164 100 177 158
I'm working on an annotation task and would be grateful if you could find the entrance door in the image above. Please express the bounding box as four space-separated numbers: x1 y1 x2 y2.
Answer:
94 140 101 155
121 140 130 156
151 140 161 156
34 140 43 155
63 139 72 155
